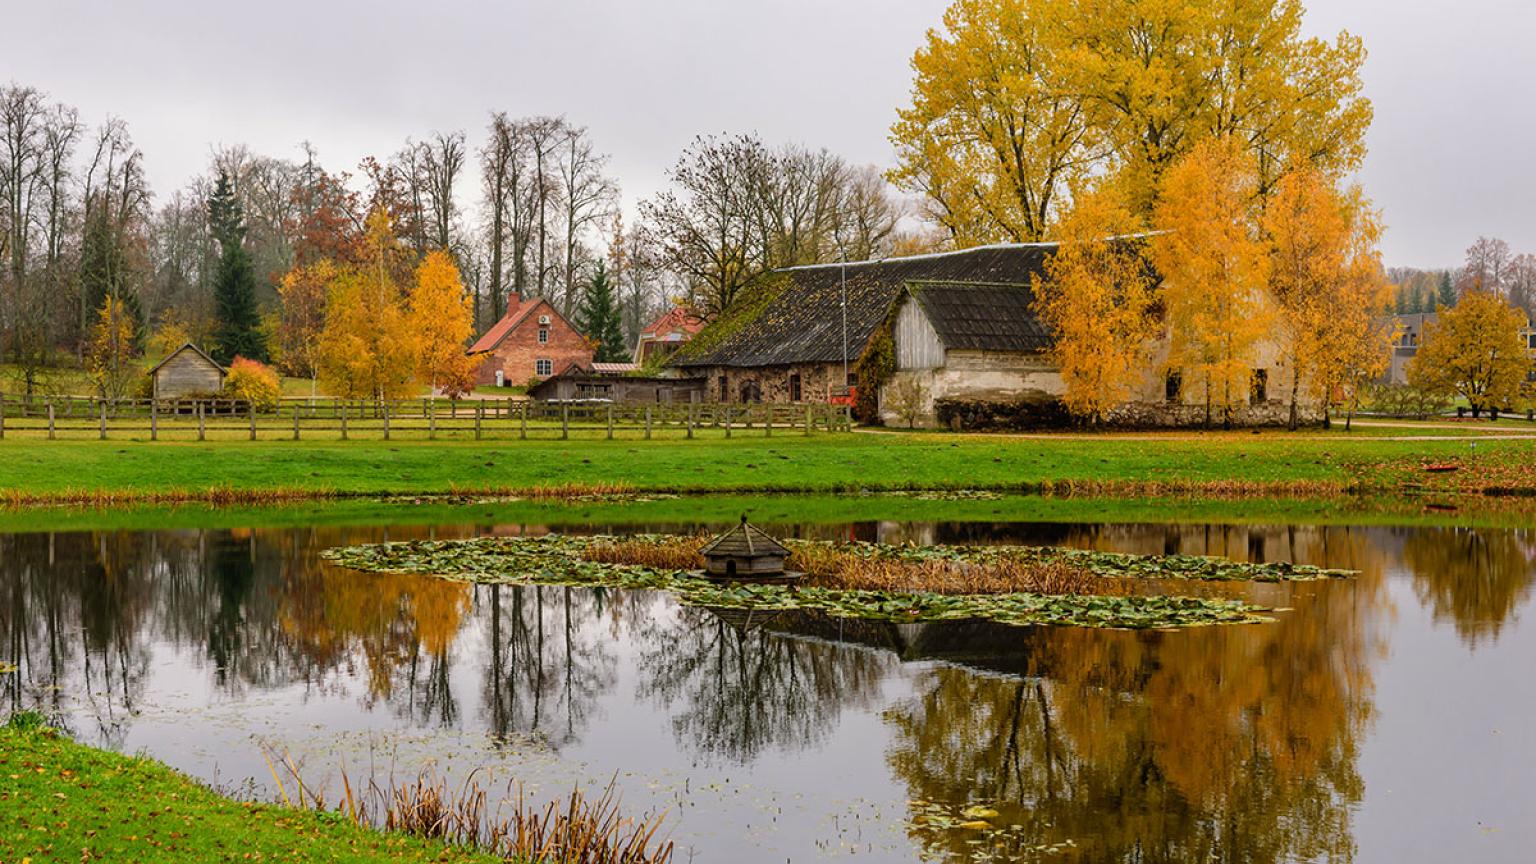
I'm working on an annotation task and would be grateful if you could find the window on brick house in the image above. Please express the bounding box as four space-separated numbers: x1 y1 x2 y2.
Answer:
789 373 802 402
538 328 549 344
536 359 552 376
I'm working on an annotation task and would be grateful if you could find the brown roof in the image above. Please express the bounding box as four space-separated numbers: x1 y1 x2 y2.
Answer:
672 244 1059 369
147 343 226 376
699 517 790 558
908 281 1051 352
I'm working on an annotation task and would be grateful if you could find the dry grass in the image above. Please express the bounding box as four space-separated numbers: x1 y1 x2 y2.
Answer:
0 485 330 509
582 535 1106 596
264 750 673 864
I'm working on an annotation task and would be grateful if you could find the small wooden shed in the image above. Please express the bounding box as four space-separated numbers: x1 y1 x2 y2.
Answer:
699 516 795 581
148 343 226 400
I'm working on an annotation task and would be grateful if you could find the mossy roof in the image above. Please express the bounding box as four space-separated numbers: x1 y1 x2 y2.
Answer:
672 243 1059 368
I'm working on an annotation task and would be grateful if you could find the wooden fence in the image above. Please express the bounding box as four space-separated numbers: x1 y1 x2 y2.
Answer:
0 396 854 442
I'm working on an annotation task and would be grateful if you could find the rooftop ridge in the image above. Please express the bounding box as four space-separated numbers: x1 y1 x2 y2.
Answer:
772 241 1061 273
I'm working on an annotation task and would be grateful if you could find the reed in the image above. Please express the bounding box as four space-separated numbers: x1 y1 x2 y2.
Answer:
581 535 1104 596
264 750 674 864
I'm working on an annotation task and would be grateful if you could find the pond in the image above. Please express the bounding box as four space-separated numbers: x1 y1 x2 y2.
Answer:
1 508 1533 862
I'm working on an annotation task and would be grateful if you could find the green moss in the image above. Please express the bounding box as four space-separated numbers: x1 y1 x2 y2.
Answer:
0 719 502 863
669 274 790 364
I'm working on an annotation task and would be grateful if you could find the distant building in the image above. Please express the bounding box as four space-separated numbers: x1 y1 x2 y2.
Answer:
526 363 706 403
1383 312 1435 385
148 343 226 400
469 297 592 388
634 306 707 365
672 243 1303 428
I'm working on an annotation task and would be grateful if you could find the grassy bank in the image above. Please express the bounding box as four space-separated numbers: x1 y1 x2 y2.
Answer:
0 715 503 863
1 431 1535 505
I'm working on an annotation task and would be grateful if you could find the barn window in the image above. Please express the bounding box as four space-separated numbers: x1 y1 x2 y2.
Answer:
789 373 802 402
536 359 553 376
538 328 549 344
1250 369 1268 404
718 375 728 402
1165 371 1182 403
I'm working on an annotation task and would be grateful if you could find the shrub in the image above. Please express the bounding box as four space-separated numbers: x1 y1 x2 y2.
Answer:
1364 382 1452 419
223 357 282 410
935 397 1075 431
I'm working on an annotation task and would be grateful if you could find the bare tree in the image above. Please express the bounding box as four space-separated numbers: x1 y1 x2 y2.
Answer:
556 124 618 312
416 130 465 254
1459 237 1513 295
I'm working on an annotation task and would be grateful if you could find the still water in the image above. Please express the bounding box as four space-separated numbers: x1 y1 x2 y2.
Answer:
1 515 1533 862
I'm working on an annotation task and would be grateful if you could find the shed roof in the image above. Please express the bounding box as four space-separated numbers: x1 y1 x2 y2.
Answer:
908 281 1051 352
148 343 226 376
672 243 1060 368
469 297 576 355
699 517 790 558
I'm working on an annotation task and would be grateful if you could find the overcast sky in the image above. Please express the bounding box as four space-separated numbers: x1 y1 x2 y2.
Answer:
7 0 1534 268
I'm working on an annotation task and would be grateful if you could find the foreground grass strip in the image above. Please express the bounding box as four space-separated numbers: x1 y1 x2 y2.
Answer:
322 536 1274 630
0 715 502 864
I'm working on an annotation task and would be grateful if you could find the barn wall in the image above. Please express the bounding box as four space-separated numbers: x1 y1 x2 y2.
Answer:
153 351 224 399
691 363 847 403
894 301 945 370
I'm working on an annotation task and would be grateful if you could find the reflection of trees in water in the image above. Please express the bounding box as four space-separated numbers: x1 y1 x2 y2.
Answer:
1404 528 1535 647
0 533 154 747
632 606 892 762
479 583 618 748
884 538 1386 864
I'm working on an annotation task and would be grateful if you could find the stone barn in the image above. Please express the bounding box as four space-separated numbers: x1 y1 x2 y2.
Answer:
148 344 226 400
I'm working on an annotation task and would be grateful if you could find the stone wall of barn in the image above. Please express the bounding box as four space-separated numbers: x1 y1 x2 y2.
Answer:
690 363 849 403
473 303 593 388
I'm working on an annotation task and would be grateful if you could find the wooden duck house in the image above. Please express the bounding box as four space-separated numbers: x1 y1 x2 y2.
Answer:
699 516 797 582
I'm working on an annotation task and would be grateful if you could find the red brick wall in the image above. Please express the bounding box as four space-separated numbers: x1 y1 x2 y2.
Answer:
473 300 594 387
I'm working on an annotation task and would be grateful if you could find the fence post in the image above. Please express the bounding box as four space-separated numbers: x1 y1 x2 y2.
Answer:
98 400 107 440
248 403 257 441
765 405 772 437
844 405 852 431
561 403 569 439
340 405 348 440
644 406 652 440
520 402 528 440
606 404 614 440
197 402 206 441
0 395 5 440
382 402 390 440
475 402 483 440
150 400 158 441
293 404 301 441
804 404 812 436
687 403 695 439
725 407 732 438
429 399 437 440
48 401 55 440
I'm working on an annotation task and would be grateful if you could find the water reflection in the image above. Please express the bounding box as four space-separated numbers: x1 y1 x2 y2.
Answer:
0 520 1533 863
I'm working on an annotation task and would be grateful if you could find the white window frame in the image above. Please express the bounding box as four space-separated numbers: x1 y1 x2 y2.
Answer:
535 359 553 376
538 328 549 344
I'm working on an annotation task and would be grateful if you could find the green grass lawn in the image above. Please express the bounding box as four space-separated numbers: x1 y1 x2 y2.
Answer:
0 717 502 863
1 428 1533 501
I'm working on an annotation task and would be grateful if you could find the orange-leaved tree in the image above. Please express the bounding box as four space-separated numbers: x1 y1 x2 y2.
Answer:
1034 185 1159 423
1409 289 1530 416
1152 137 1273 428
1264 169 1393 429
276 259 333 398
316 209 417 400
408 250 479 397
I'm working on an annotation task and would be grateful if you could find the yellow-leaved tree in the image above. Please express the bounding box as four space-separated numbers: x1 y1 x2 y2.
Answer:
86 296 140 401
408 250 479 397
1152 138 1273 428
317 210 417 400
890 0 1372 239
276 260 333 398
1034 186 1159 423
1409 290 1530 417
1264 169 1393 428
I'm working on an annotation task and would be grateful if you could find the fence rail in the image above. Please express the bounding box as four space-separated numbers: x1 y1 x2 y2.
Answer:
0 396 854 441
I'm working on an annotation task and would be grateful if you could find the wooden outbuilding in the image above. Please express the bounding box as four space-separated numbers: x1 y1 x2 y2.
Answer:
148 343 226 400
699 516 796 582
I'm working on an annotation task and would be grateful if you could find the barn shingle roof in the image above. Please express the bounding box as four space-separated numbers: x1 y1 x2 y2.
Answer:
673 243 1059 368
908 281 1052 352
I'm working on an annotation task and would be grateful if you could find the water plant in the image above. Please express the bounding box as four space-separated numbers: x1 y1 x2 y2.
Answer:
323 535 1285 630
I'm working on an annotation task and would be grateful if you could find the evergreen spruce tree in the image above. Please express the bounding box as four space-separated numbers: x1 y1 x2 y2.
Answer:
577 262 628 363
1437 271 1457 310
209 172 265 363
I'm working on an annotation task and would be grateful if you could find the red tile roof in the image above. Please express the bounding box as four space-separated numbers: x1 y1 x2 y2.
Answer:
469 297 549 354
641 306 707 339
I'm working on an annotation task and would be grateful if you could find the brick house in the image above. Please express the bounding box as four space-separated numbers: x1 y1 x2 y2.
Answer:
634 306 707 365
469 297 593 388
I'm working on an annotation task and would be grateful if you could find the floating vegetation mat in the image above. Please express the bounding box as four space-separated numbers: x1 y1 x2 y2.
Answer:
321 535 1301 630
